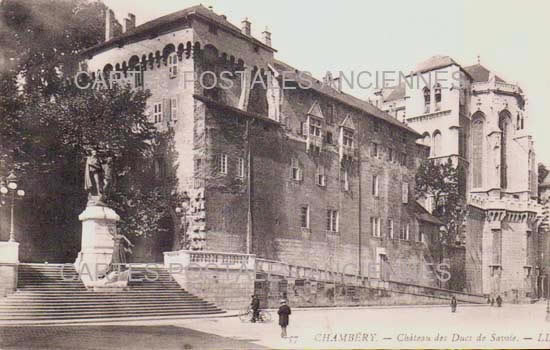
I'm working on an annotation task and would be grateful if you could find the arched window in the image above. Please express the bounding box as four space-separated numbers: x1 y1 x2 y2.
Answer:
498 110 512 189
423 87 431 113
432 130 442 157
422 132 432 156
471 112 485 188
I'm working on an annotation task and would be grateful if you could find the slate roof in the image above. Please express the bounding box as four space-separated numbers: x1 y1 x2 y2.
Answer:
463 64 506 83
81 4 274 57
272 60 420 136
413 55 459 74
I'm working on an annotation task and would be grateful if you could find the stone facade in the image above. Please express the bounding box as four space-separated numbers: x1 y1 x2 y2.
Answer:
82 5 447 289
374 56 544 301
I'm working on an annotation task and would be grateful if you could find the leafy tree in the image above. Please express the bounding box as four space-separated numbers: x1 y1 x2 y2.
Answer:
415 158 467 263
0 0 183 262
539 163 549 185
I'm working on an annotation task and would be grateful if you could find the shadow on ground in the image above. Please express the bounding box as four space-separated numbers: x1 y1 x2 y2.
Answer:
0 325 267 350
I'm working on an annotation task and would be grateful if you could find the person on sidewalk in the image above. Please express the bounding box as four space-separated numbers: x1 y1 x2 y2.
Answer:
277 299 291 338
250 295 260 322
450 296 457 312
496 295 503 307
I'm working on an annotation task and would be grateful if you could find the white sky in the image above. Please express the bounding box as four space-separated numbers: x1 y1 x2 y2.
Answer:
104 0 550 164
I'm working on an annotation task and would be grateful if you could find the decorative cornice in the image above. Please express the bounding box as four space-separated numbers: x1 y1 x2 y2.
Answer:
406 109 451 124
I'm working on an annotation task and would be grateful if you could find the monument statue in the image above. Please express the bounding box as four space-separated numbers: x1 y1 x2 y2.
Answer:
84 149 113 205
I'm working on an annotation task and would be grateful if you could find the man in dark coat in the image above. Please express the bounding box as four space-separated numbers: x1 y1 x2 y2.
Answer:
251 295 260 322
496 295 502 307
277 299 291 338
450 296 457 312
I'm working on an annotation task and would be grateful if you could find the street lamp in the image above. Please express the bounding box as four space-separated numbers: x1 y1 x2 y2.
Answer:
0 172 25 242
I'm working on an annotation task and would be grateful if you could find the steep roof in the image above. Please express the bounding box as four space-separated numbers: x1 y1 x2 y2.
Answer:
414 55 459 74
81 4 275 57
272 60 420 137
463 64 506 83
385 83 406 102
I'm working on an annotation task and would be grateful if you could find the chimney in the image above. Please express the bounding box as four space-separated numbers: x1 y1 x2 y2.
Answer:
241 17 251 36
125 13 136 32
105 9 114 41
262 27 271 47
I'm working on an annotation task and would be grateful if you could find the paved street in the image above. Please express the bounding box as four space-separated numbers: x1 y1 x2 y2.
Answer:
1 304 550 349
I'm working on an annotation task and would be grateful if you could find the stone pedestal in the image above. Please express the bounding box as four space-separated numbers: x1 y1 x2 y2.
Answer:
76 205 119 287
0 241 19 297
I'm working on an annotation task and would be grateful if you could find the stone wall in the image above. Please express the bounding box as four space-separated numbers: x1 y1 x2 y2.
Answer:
170 265 254 310
255 273 485 309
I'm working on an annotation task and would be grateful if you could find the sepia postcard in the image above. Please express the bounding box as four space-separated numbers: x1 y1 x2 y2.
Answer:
1 0 549 349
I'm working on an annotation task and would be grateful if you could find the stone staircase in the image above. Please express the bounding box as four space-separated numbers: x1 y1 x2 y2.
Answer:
0 264 224 323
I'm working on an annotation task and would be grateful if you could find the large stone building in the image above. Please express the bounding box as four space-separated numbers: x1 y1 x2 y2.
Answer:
374 56 544 300
80 5 447 287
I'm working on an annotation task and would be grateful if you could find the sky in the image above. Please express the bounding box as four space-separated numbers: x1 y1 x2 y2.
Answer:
104 0 550 164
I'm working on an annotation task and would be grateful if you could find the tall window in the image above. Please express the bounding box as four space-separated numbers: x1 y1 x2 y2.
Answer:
217 154 228 174
402 182 409 204
291 158 302 181
326 209 338 232
316 166 326 186
153 102 162 123
388 219 394 239
471 113 485 188
170 97 178 121
168 52 178 78
342 168 349 191
372 175 379 197
300 205 309 228
371 217 381 237
432 130 442 157
388 148 394 162
399 223 410 240
238 157 245 178
371 142 379 158
423 87 431 113
499 111 512 189
434 83 442 110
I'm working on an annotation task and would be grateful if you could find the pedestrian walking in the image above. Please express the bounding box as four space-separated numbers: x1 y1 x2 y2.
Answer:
277 299 291 338
490 297 495 306
450 296 457 312
496 295 502 307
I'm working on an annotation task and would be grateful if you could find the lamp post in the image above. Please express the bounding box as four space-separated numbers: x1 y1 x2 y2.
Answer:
0 172 25 242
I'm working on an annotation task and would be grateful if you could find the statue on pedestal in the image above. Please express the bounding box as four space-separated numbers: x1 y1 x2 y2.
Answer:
84 149 113 206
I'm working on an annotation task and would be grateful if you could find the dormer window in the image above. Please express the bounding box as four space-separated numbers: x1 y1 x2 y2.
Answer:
343 130 354 147
309 118 322 137
423 87 431 113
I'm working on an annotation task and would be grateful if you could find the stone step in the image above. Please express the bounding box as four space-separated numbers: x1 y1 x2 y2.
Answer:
0 310 224 321
0 298 211 308
6 263 224 322
11 290 192 294
0 305 220 313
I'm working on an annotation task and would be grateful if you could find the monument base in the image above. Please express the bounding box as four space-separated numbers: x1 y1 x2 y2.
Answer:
76 205 119 287
0 242 19 297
